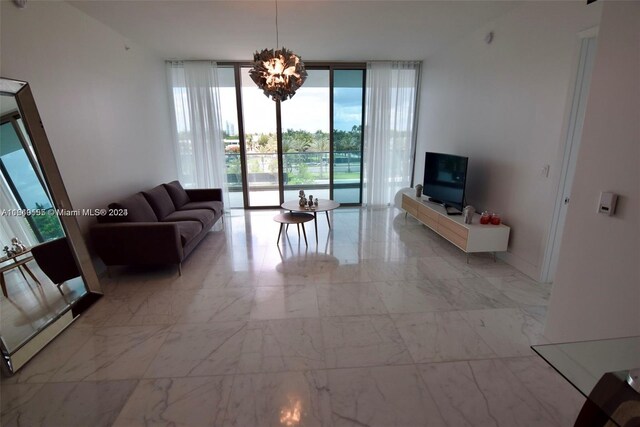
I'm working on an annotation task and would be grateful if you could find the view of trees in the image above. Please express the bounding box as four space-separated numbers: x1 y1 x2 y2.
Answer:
223 125 362 154
223 125 362 186
30 203 65 242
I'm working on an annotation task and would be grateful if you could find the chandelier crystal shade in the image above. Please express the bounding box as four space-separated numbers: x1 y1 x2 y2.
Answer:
249 48 308 102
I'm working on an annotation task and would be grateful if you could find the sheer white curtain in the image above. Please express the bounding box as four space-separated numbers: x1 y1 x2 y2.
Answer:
0 173 38 247
167 61 229 207
362 61 420 207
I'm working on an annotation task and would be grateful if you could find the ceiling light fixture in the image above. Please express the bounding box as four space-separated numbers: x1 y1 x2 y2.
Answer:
249 0 307 102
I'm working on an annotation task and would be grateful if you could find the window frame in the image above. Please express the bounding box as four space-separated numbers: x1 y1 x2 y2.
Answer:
213 61 367 208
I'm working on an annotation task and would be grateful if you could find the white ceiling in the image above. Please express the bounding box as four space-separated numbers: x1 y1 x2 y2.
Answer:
69 1 519 61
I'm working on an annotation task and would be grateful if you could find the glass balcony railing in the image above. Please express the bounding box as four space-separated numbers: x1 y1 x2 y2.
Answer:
225 151 361 190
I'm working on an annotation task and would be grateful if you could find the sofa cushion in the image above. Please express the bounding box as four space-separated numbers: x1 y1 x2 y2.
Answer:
163 181 190 208
142 185 176 220
109 193 158 223
175 221 203 246
162 209 215 228
180 201 223 215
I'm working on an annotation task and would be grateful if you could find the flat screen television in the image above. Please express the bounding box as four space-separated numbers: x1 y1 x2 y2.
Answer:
423 152 468 211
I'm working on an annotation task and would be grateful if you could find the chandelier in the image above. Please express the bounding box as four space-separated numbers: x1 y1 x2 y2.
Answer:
249 1 307 102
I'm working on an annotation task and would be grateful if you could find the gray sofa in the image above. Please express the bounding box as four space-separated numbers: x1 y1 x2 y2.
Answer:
90 181 223 274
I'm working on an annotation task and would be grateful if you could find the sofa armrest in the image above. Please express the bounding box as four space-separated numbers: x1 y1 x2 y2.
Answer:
186 188 223 202
90 222 183 266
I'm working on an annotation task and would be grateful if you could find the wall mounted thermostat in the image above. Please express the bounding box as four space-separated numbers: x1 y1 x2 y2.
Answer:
597 191 618 216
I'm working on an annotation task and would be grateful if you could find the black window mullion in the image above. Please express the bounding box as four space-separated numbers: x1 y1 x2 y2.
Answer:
276 100 284 206
329 66 335 201
233 64 250 208
359 68 367 205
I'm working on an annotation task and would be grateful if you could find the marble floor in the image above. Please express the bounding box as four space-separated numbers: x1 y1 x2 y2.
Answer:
0 208 585 426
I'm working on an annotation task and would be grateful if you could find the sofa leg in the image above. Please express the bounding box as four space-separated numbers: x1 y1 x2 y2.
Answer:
178 263 182 276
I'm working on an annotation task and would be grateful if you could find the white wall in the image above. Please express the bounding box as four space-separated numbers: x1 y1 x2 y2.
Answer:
545 1 640 342
0 1 176 231
414 1 602 279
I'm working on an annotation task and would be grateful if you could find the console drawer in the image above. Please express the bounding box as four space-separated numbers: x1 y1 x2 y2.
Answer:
438 216 469 239
417 210 438 230
417 203 440 221
402 194 419 216
437 225 467 250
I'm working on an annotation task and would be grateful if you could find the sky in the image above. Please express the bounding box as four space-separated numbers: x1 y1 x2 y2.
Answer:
0 122 52 210
173 67 364 137
2 150 52 210
219 68 363 135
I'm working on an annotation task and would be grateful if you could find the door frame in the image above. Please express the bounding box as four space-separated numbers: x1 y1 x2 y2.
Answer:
540 29 598 283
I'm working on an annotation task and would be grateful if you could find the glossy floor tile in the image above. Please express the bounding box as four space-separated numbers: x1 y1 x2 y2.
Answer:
224 370 331 427
374 280 454 314
418 359 558 426
51 325 170 381
1 380 137 427
392 311 496 363
250 285 319 319
144 321 247 377
327 365 445 427
322 315 413 368
113 376 233 427
316 282 388 317
238 318 325 373
1 208 584 426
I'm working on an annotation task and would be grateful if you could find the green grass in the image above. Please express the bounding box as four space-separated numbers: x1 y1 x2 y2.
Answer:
333 172 361 180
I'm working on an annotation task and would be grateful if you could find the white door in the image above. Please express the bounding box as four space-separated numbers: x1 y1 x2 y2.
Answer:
542 36 598 283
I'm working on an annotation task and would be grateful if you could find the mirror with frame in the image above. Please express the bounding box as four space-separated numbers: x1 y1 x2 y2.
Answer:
0 78 102 375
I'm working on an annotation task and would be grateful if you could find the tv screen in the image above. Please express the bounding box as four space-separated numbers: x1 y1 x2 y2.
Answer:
423 152 468 211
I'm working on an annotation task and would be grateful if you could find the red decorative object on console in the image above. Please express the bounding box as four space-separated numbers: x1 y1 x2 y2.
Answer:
480 211 491 225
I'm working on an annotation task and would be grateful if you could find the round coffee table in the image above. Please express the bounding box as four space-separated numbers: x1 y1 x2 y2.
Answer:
273 212 315 246
281 199 340 242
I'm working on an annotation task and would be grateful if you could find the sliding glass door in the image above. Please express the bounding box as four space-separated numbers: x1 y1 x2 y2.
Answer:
218 63 365 208
333 69 365 204
240 67 280 207
281 69 331 201
219 66 244 208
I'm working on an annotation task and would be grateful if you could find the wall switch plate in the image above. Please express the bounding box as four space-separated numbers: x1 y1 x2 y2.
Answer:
597 191 618 216
542 164 550 178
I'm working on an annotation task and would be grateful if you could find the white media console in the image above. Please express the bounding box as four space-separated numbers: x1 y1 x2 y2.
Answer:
401 190 510 256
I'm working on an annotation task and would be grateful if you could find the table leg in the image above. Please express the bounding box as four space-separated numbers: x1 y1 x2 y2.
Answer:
302 223 308 247
21 264 41 286
16 264 28 283
314 213 318 242
277 223 284 244
297 223 300 238
0 273 7 298
325 211 331 229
